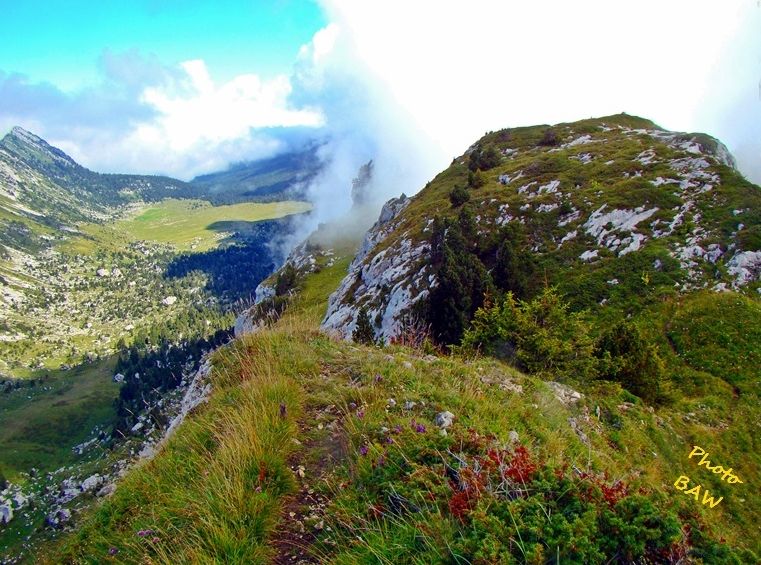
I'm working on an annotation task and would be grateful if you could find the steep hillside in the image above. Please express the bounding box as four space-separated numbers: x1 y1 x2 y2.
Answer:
0 127 189 225
8 115 760 563
191 145 321 204
40 238 759 563
0 130 317 560
322 114 760 342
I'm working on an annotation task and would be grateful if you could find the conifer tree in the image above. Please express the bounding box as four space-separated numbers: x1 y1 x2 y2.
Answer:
352 307 376 345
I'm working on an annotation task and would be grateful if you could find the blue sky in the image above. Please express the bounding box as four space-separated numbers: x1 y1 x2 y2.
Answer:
0 0 325 90
0 0 758 195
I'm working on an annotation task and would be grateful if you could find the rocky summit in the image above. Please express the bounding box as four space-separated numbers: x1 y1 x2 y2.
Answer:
320 113 760 342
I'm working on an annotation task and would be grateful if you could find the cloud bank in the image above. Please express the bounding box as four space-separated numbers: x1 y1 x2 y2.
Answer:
0 0 758 214
271 0 760 248
0 52 324 179
315 0 760 183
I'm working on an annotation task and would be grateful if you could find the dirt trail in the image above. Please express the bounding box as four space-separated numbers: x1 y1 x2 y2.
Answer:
272 405 346 564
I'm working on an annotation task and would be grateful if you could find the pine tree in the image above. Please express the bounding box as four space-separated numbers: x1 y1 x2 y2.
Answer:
468 169 486 188
449 185 470 207
352 307 376 345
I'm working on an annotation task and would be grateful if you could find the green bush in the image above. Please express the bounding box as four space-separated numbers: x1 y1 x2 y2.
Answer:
538 127 560 146
596 321 665 404
460 287 598 380
275 263 298 296
492 223 536 298
427 215 493 345
467 169 486 188
468 144 501 171
448 185 470 207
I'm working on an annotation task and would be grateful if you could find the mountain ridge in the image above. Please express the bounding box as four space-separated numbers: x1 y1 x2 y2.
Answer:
319 113 761 342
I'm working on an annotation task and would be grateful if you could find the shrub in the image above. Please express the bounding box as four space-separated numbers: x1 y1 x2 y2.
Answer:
492 223 536 298
328 429 704 564
0 466 7 490
460 287 598 380
467 169 486 188
449 185 470 207
538 128 559 146
427 217 494 345
596 321 665 404
275 263 298 296
352 307 376 345
468 144 502 171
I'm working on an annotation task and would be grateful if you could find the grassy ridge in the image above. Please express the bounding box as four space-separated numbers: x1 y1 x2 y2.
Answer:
45 256 759 563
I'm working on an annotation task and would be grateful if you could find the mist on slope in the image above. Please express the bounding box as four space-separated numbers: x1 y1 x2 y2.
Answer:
281 0 760 256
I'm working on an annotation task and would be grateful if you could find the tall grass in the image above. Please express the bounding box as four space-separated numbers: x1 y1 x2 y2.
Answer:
48 329 311 564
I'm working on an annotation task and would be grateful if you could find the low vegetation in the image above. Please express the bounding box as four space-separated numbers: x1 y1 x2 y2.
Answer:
42 254 760 563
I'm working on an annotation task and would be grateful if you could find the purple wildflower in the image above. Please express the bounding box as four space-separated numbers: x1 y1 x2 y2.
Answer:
393 424 403 434
411 420 426 433
152 536 160 543
377 456 386 467
385 436 395 445
374 374 383 383
109 547 119 556
359 445 369 456
137 529 153 537
356 409 365 419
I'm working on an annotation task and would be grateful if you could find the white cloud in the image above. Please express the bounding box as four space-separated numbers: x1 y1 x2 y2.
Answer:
101 59 325 178
1 56 325 180
136 59 323 155
318 0 761 183
3 1 758 191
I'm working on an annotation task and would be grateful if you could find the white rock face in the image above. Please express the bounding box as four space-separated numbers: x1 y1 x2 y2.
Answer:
727 251 761 287
254 284 276 305
80 474 103 492
322 194 429 342
353 194 411 265
0 504 12 524
435 411 455 429
583 205 658 255
547 382 583 405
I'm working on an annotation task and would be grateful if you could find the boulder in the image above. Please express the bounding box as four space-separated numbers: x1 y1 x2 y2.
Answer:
80 474 102 492
0 504 12 524
45 507 71 529
547 382 583 406
435 411 455 429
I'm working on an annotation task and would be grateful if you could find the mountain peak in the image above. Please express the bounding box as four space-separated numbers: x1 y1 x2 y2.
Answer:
1 125 79 169
9 125 44 144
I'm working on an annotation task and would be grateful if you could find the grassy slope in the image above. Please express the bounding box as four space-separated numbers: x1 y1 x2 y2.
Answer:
0 359 120 478
45 254 759 563
62 199 312 254
366 114 761 312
